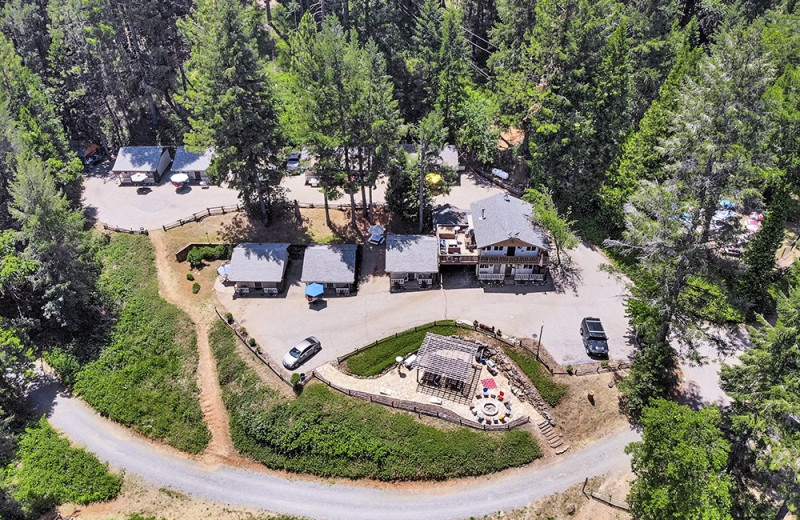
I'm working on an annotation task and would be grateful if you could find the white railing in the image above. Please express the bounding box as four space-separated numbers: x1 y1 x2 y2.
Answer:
478 273 505 281
336 288 350 296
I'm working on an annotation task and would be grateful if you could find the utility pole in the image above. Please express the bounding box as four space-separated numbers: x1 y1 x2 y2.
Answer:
537 322 544 360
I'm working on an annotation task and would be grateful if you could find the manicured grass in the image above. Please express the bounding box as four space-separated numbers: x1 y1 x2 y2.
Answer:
345 322 458 376
72 234 210 453
3 417 121 517
504 347 569 406
209 321 542 481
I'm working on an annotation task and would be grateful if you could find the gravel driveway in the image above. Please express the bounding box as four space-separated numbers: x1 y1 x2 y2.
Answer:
218 242 633 372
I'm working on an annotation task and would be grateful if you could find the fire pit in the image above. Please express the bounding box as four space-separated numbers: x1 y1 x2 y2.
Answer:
482 400 500 417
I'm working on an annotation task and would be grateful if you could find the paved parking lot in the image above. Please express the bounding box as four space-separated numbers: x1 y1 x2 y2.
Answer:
217 243 634 373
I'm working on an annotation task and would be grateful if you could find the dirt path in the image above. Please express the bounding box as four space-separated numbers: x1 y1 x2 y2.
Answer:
149 230 238 463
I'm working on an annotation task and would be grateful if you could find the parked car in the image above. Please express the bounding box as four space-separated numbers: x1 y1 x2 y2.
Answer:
580 317 609 357
282 336 321 369
286 152 301 173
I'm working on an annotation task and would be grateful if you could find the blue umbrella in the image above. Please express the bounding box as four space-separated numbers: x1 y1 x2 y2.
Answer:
305 283 324 298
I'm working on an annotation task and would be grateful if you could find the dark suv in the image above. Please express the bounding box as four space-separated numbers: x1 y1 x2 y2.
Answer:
580 317 609 357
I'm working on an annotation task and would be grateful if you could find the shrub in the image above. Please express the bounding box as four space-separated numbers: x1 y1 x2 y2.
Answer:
601 360 610 368
504 347 568 406
225 312 233 324
186 244 231 269
240 327 248 336
566 365 574 375
346 322 458 376
192 282 200 294
186 273 194 281
248 338 256 347
73 234 210 453
290 373 301 386
3 417 121 516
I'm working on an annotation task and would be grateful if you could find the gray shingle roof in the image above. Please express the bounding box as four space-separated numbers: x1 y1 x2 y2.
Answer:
111 147 166 172
469 194 550 250
227 243 290 283
385 235 439 273
171 146 213 172
300 244 357 284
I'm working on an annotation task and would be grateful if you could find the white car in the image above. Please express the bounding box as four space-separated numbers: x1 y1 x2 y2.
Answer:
282 336 321 370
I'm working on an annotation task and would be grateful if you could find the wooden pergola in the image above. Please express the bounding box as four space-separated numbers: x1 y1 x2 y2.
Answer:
415 333 481 399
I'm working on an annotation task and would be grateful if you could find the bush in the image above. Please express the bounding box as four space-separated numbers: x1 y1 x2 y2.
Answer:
192 282 200 294
3 417 121 516
248 337 256 347
73 234 210 453
566 365 574 375
186 244 231 269
186 273 194 281
346 322 458 376
504 347 568 406
225 312 234 323
290 373 301 386
208 322 542 481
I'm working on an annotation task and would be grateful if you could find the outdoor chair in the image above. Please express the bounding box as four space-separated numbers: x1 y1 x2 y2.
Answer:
471 408 478 416
498 391 505 401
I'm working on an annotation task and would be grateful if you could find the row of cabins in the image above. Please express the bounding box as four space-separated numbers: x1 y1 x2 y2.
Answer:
112 146 213 185
225 194 550 296
228 243 358 297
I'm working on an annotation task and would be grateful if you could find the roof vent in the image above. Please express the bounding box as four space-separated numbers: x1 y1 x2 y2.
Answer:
481 208 486 219
504 192 510 201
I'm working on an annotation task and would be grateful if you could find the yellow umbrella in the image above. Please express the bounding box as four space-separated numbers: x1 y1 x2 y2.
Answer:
425 173 442 185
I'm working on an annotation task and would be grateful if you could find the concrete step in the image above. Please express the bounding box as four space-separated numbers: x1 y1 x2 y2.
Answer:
550 440 564 449
555 445 570 455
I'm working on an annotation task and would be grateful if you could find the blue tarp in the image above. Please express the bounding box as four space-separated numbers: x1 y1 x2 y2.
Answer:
305 283 324 298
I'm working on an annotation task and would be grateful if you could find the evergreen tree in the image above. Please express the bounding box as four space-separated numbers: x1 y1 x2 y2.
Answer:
435 8 471 142
415 111 446 233
721 267 800 517
627 399 734 520
179 0 283 223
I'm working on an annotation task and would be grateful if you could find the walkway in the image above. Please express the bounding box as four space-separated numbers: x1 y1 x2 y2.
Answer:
31 373 638 520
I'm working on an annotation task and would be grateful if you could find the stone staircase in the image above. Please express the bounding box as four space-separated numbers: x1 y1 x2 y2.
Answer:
538 419 570 455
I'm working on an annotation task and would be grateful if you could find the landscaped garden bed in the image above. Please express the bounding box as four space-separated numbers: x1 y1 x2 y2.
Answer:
210 321 542 480
503 346 569 406
343 321 459 377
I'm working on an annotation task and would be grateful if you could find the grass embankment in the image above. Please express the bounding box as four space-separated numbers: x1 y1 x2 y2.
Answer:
345 322 458 376
504 347 568 406
210 321 542 480
2 417 121 517
71 234 210 453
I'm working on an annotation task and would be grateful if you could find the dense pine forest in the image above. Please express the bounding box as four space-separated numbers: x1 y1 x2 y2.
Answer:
0 0 798 517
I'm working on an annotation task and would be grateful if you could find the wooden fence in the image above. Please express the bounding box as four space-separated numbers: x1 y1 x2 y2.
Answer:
162 204 243 231
213 306 294 387
314 370 529 432
102 223 148 235
295 201 388 211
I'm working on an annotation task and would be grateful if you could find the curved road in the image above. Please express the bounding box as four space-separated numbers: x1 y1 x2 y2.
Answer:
31 375 638 520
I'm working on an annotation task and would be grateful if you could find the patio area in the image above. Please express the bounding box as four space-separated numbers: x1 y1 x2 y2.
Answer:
315 352 543 427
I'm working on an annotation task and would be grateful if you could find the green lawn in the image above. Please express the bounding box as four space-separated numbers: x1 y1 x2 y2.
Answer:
69 234 210 453
345 322 459 376
209 321 542 480
3 417 121 517
504 347 569 406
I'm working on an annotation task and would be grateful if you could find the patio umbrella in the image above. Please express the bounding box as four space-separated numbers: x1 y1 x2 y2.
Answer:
131 172 148 183
368 224 385 236
305 283 324 298
170 173 189 184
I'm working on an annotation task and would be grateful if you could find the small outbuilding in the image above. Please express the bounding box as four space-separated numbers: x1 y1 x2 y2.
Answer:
385 235 440 292
227 243 290 297
300 244 358 296
112 146 171 184
170 146 213 184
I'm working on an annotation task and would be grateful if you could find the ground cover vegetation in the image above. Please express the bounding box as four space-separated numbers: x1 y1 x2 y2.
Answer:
0 0 796 515
344 321 458 376
502 346 568 407
210 321 541 480
1 417 121 519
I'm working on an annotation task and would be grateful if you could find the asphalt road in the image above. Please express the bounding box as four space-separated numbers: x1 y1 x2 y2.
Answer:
31 373 639 520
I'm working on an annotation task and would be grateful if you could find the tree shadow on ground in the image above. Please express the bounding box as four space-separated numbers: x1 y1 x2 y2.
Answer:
216 209 314 245
549 258 583 295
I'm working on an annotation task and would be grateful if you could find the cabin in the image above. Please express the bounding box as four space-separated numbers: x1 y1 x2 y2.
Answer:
112 146 171 185
170 146 212 184
385 235 440 292
227 243 291 297
300 244 358 296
